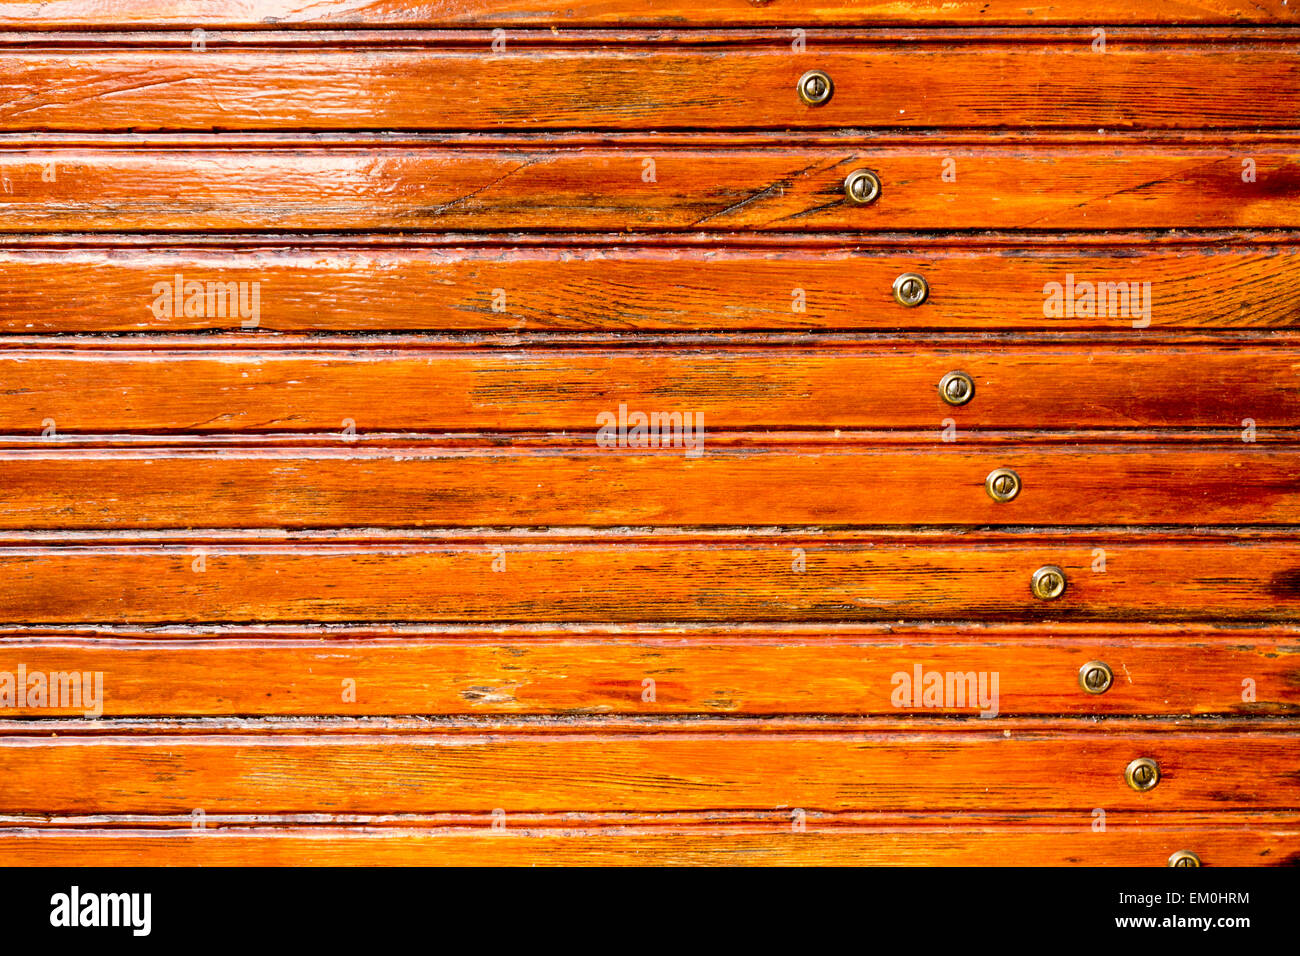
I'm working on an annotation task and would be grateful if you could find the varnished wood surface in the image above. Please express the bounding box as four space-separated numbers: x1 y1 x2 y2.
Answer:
4 143 1299 232
1 444 1297 528
3 242 1298 333
0 536 1295 623
5 822 1294 868
4 45 1300 131
0 347 1291 432
0 625 1294 715
1 722 1296 813
3 1 1296 28
2 816 1297 866
5 4 1296 868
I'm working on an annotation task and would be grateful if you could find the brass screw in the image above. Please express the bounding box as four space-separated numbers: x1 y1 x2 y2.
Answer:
892 272 929 307
797 70 834 106
1126 757 1160 792
844 169 882 205
1079 660 1114 694
1031 565 1067 600
1168 850 1202 867
938 370 975 406
985 467 1021 503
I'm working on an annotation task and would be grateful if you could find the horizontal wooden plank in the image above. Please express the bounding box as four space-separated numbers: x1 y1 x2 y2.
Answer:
1 628 1294 715
2 818 1296 865
4 47 1299 131
1 727 1295 813
3 243 1298 332
1 444 1298 528
0 347 1292 432
0 537 1295 623
3 1 1296 28
3 145 1298 232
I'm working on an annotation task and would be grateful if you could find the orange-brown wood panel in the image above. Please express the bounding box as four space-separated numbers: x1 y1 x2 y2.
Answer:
2 1 1296 28
2 242 1298 333
2 144 1298 232
1 817 1296 866
0 536 1295 623
0 444 1298 528
0 723 1294 813
0 626 1294 715
4 46 1300 131
0 347 1291 432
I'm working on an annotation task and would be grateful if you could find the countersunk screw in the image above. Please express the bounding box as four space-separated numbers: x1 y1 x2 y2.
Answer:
1126 757 1160 792
798 70 834 106
939 370 974 406
1079 660 1114 694
844 168 882 205
893 272 930 307
1031 565 1067 600
985 467 1021 503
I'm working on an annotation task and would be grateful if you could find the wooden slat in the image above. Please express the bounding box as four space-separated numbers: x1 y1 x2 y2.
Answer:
3 243 1298 333
2 1 1295 28
0 537 1295 623
0 347 1292 431
3 145 1298 232
1 627 1294 715
4 47 1300 131
2 817 1296 866
1 726 1295 813
1 444 1298 528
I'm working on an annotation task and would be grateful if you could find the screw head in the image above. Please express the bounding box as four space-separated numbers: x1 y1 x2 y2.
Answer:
1078 660 1114 694
938 370 974 406
892 272 929 307
844 168 882 205
1031 565 1067 601
985 467 1021 503
797 70 834 106
1168 850 1202 868
1126 757 1160 792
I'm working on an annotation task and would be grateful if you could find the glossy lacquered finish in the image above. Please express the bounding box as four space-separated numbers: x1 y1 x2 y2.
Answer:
4 143 1300 231
0 5 1296 867
5 44 1299 131
0 719 1295 814
0 534 1297 623
2 240 1297 333
2 0 1296 27
0 346 1294 430
0 624 1294 716
0 443 1299 527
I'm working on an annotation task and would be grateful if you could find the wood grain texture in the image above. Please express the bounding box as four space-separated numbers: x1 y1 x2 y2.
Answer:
5 3 1293 868
0 536 1295 623
1 444 1298 528
1 626 1294 715
4 46 1300 131
3 1 1296 28
3 144 1298 232
3 243 1298 333
0 725 1295 813
0 347 1292 432
2 817 1297 866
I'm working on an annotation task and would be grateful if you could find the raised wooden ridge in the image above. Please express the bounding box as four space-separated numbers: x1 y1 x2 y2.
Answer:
0 346 1290 431
2 242 1298 333
0 625 1295 715
3 45 1300 131
0 444 1297 528
1 1 1296 29
0 724 1297 813
0 536 1295 623
4 145 1297 232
